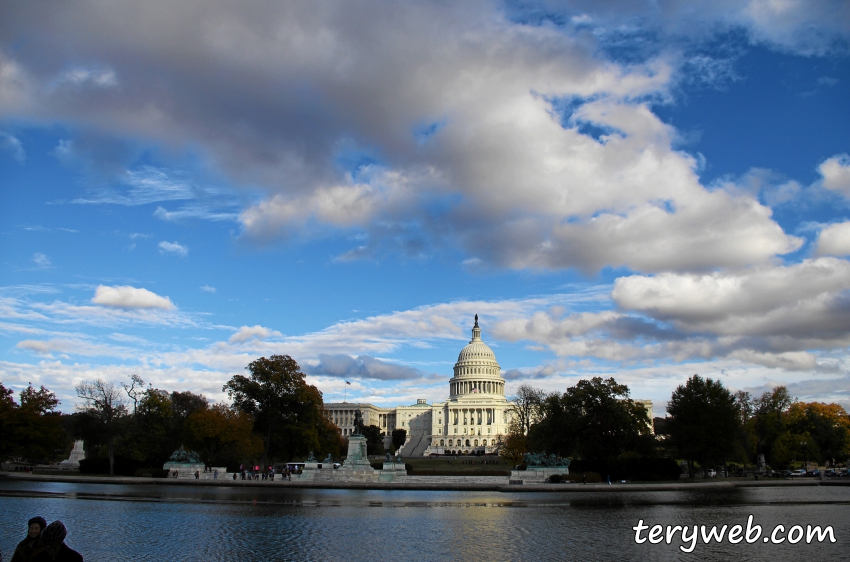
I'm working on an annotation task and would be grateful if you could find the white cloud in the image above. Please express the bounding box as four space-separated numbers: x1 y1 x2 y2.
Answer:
91 285 175 310
818 154 850 198
611 258 850 352
228 325 281 344
816 221 850 256
158 241 188 256
1 1 811 273
0 131 25 163
200 285 216 293
32 253 52 269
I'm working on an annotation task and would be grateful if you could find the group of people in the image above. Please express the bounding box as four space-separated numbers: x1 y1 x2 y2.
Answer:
7 517 82 562
235 465 292 481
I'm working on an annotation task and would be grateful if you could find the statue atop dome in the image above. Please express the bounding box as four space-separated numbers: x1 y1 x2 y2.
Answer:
474 314 478 327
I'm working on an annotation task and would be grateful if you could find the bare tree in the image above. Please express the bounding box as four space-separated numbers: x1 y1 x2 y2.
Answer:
76 379 127 475
122 374 145 416
509 384 547 436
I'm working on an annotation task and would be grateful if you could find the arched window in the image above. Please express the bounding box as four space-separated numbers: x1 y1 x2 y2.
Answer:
465 439 470 446
448 439 453 446
440 440 445 446
474 439 478 446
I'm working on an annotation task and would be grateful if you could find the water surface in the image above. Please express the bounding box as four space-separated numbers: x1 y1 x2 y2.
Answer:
1 481 845 561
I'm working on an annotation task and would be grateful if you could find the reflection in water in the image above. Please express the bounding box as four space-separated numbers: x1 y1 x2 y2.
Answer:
0 482 846 561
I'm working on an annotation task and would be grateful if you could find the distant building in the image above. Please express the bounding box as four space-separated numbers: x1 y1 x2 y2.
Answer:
325 315 513 455
324 316 653 455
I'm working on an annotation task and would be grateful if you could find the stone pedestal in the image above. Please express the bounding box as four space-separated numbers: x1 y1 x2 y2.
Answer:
379 461 408 482
342 435 372 469
163 462 206 479
509 466 570 485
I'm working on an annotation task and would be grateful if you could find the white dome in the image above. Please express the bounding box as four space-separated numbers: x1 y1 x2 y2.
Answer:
456 340 498 364
449 315 505 400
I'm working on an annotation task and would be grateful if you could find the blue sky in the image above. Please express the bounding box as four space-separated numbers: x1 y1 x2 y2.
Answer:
1 0 849 415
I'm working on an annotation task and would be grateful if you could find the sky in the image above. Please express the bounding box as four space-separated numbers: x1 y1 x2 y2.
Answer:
1 0 849 416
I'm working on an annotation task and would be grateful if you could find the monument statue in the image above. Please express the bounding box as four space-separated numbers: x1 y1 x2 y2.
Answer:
306 451 316 462
524 451 570 468
323 453 333 464
353 409 364 435
168 445 201 464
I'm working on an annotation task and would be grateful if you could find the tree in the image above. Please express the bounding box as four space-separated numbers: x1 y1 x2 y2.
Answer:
130 387 175 462
171 390 208 444
667 375 739 477
752 386 794 466
122 374 145 416
786 402 850 464
529 377 651 462
75 379 127 475
224 355 327 467
509 384 547 436
361 424 385 456
498 429 527 465
391 428 407 451
185 403 262 466
16 384 67 463
0 381 17 460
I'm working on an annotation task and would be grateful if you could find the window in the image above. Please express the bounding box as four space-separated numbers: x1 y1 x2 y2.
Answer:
440 440 445 446
448 439 453 446
474 439 478 446
454 428 457 434
465 439 470 446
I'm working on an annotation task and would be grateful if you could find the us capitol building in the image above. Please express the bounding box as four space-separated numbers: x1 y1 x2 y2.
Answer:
324 315 654 456
324 315 513 456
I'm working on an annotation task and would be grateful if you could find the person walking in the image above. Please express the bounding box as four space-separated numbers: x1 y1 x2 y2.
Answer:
32 521 82 562
10 516 46 562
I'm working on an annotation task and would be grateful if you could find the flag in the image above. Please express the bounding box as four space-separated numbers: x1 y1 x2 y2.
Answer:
345 381 351 385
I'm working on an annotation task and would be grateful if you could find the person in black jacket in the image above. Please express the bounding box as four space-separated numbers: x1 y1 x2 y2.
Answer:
31 521 82 562
10 516 46 562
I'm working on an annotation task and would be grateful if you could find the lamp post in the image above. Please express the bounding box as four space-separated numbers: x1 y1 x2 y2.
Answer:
799 441 808 472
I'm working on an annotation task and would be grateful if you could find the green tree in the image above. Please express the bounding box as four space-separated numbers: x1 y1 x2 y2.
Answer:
132 387 175 462
224 355 328 466
667 375 739 477
391 428 407 451
361 424 385 456
529 377 651 462
15 384 67 463
0 381 17 460
752 386 794 466
185 403 262 465
171 390 208 444
75 379 128 475
786 402 849 464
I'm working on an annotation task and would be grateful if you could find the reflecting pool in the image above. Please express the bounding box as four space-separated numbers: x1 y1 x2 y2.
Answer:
0 481 846 561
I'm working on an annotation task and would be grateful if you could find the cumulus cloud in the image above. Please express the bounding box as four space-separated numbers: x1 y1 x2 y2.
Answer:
200 285 216 293
158 241 188 256
91 285 174 310
816 221 850 256
228 325 281 344
818 154 850 198
0 1 813 273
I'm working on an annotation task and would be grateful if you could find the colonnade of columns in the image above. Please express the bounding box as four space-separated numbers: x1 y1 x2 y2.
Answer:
450 380 503 396
449 407 498 426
